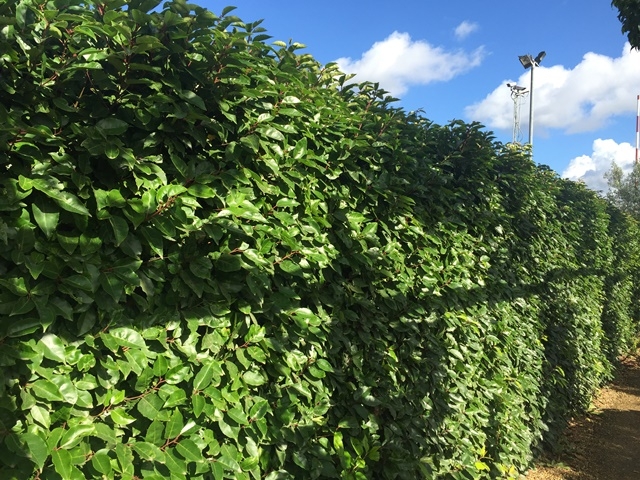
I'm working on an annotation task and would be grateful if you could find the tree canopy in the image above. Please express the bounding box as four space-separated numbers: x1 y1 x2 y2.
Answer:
612 0 640 48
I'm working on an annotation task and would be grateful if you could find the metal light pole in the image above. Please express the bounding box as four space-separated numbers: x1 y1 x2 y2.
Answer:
636 95 640 165
518 51 546 150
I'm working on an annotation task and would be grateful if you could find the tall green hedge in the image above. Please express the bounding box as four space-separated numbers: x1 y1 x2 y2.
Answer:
1 1 639 479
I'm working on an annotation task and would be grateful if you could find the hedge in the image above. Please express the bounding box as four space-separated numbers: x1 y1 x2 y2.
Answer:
0 1 638 479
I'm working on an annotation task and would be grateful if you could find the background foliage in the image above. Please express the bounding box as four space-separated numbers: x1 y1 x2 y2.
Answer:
1 1 639 479
611 0 640 49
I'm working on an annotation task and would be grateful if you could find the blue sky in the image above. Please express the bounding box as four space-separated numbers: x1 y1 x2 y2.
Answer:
201 1 640 191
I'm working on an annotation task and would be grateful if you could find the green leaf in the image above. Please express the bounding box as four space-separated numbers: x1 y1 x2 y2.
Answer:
39 333 66 363
215 254 243 272
189 256 213 279
52 191 91 216
110 408 136 426
275 198 300 208
108 327 146 349
193 360 223 391
99 272 124 302
20 432 49 470
249 399 269 420
97 118 130 136
217 450 241 473
165 409 184 439
32 203 59 239
315 359 334 372
192 394 206 417
176 438 202 463
164 449 187 475
227 406 248 425
137 393 165 420
59 424 94 449
165 364 190 384
163 388 187 408
217 418 239 441
30 405 51 429
64 274 94 292
109 216 129 246
257 126 285 142
31 380 64 402
188 184 217 198
179 90 205 110
10 296 35 316
57 232 79 254
221 6 237 15
133 441 165 462
242 370 266 386
91 452 113 475
52 449 73 480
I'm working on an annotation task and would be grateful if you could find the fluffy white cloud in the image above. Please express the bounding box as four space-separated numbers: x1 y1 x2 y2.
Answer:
454 21 478 40
465 44 640 134
562 138 635 192
335 32 485 96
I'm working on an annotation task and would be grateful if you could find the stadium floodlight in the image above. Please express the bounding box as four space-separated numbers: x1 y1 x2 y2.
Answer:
518 50 546 151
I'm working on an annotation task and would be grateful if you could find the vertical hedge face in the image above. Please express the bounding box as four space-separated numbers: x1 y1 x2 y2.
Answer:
1 1 639 479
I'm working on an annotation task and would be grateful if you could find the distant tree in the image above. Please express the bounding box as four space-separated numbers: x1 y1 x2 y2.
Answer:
605 162 640 218
611 0 640 48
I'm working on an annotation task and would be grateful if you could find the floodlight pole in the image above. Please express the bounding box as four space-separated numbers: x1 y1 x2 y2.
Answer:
636 95 640 165
528 63 534 146
519 51 545 154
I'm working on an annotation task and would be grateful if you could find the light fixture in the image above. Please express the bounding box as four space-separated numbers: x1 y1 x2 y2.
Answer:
518 50 546 152
518 55 533 69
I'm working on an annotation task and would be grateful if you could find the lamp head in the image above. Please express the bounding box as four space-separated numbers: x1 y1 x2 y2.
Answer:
519 55 533 69
534 51 546 65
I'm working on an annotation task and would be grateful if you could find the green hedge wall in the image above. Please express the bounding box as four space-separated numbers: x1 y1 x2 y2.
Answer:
1 1 639 479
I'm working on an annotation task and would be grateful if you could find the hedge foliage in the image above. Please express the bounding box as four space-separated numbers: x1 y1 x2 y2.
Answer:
1 1 639 479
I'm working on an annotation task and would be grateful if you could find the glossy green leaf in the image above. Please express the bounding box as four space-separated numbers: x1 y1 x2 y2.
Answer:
193 359 223 391
227 406 248 425
176 438 202 463
30 405 51 429
242 370 266 386
20 433 49 470
137 393 164 420
91 452 112 475
31 380 63 402
109 216 129 246
110 408 136 426
52 191 91 216
97 118 130 136
52 449 73 479
133 441 165 462
32 203 59 239
39 334 66 363
59 424 94 449
108 327 146 349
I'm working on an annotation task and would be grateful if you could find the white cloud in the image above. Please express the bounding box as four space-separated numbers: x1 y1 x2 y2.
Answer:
454 21 478 40
562 138 635 192
465 44 640 134
335 32 485 96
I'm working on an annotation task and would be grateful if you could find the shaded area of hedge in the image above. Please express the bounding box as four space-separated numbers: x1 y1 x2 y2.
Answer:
1 1 639 479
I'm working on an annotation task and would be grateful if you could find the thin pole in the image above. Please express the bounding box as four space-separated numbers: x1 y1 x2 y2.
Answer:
636 95 640 164
528 63 534 148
